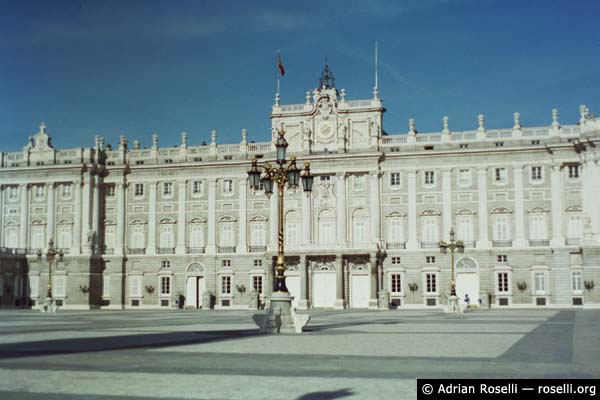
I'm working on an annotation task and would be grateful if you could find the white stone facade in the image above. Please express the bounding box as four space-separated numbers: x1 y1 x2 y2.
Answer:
1 69 600 310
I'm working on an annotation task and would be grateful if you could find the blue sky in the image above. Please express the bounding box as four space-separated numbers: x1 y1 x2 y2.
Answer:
1 0 599 151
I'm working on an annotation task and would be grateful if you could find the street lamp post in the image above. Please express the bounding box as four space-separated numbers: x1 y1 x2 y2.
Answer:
37 239 64 313
439 228 464 313
247 129 314 333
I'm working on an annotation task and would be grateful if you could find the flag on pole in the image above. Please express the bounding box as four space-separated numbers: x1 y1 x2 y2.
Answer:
277 51 285 76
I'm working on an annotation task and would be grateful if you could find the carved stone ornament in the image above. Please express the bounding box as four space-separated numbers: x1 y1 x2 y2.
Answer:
186 263 205 274
315 180 336 208
455 257 478 273
312 261 335 272
349 262 368 272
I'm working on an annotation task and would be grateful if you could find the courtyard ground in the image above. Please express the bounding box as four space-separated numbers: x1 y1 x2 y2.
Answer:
0 308 598 399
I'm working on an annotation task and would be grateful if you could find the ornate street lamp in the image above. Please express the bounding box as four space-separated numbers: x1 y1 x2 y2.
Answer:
439 228 464 299
38 239 64 313
247 129 314 332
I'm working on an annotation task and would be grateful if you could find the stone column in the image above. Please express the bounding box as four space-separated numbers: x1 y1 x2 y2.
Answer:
513 166 528 247
269 190 277 250
115 181 126 256
370 172 381 241
298 254 309 309
476 168 490 248
206 179 216 254
369 253 378 308
442 169 452 241
46 183 56 249
147 182 157 255
176 180 187 255
407 170 418 250
301 188 312 245
238 178 247 253
336 174 346 246
73 180 82 255
81 173 92 255
19 184 29 249
92 175 101 252
550 165 564 246
334 255 345 309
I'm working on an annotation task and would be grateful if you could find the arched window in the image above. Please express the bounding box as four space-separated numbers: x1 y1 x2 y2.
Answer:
57 222 72 249
30 222 45 249
352 209 369 244
456 211 475 242
387 213 405 244
285 211 300 245
189 219 206 248
318 209 335 245
130 222 146 249
421 211 439 243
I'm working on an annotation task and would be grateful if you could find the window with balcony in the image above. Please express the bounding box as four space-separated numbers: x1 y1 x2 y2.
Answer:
493 215 511 241
189 223 205 251
249 221 266 251
159 224 175 251
31 224 45 250
352 209 369 245
318 210 335 245
421 216 439 244
456 214 474 243
129 224 145 250
57 224 72 250
285 211 300 246
566 214 583 243
529 214 548 244
386 216 404 248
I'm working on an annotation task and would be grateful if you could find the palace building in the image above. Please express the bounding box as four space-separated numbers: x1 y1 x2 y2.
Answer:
1 64 599 310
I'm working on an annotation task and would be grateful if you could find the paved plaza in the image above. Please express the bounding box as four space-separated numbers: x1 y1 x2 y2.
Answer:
0 308 598 399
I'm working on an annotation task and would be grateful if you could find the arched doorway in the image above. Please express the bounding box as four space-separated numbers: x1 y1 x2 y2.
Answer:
455 257 480 307
185 263 206 309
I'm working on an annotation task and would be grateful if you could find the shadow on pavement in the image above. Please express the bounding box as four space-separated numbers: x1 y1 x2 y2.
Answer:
0 329 261 360
296 388 354 400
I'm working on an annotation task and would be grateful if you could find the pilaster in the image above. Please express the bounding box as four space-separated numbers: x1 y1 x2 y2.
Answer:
115 181 126 256
476 168 490 248
442 169 452 241
147 182 157 255
301 188 312 245
334 255 345 309
370 172 381 242
369 253 378 309
19 184 29 249
269 190 277 251
238 178 247 253
46 182 56 248
73 180 82 255
513 166 528 247
336 174 346 246
550 165 564 246
0 186 4 246
176 180 187 255
81 173 92 255
206 179 216 254
297 254 309 310
407 170 418 250
92 175 101 253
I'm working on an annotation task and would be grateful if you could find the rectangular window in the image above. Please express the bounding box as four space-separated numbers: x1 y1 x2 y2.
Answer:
390 274 402 293
529 215 548 240
61 184 72 199
161 276 171 295
253 275 263 294
390 172 401 187
497 255 508 263
254 259 262 267
189 224 205 247
391 256 401 265
192 180 203 195
531 166 543 181
223 179 234 194
422 217 438 243
134 183 144 197
495 142 504 147
426 274 437 293
497 272 509 292
568 165 580 179
567 215 583 239
459 144 469 149
571 271 583 292
426 256 436 264
222 259 231 267
531 140 541 145
493 216 510 241
34 185 45 200
106 185 115 197
136 160 144 165
8 186 18 201
321 176 331 182
494 168 507 184
354 175 365 191
457 169 471 187
534 272 546 294
424 171 435 185
164 159 173 164
161 260 171 269
163 182 173 196
221 276 231 294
